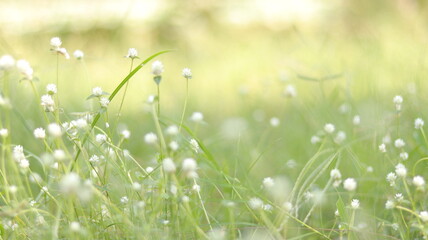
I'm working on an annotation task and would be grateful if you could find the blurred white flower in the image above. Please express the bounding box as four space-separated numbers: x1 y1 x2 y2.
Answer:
144 132 158 145
395 163 407 177
73 50 84 60
385 200 395 209
162 158 176 173
415 118 424 129
394 139 405 148
99 97 109 108
126 48 138 59
182 158 197 172
284 85 297 98
351 199 360 209
50 37 62 48
413 176 425 188
33 128 46 139
0 128 8 137
92 87 103 97
41 94 55 112
47 123 62 137
386 172 397 186
190 112 204 122
248 197 263 210
166 125 179 135
269 117 280 127
324 123 335 134
151 60 164 76
343 178 357 191
379 143 386 153
182 68 192 79
353 115 361 125
16 59 33 79
262 177 275 188
0 55 15 70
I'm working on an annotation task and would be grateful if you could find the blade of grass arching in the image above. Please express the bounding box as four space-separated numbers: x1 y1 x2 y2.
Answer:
71 50 172 168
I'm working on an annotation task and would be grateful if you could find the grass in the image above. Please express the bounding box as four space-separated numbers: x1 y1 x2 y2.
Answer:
1 4 428 239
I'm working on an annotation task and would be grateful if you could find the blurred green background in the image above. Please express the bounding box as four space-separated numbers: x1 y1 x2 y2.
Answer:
2 0 428 180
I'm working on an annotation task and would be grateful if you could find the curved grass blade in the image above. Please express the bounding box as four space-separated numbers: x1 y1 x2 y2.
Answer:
71 50 173 168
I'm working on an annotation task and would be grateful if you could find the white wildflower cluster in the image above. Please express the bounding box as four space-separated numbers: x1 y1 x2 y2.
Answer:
393 95 403 111
50 37 70 59
330 169 342 187
386 172 397 187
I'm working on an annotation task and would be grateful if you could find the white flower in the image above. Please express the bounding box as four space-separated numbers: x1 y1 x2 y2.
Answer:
147 95 155 104
413 176 425 188
284 85 297 98
385 200 395 209
379 143 386 153
263 204 273 212
270 117 280 127
89 155 99 163
386 172 397 186
366 166 373 173
330 169 342 179
162 158 176 173
394 139 405 148
169 141 179 151
126 48 138 59
182 158 197 172
57 47 70 59
324 123 335 134
75 118 88 129
151 60 164 76
420 211 428 222
311 135 321 144
132 182 141 191
351 199 360 209
248 197 263 210
182 195 190 203
60 173 80 194
282 202 293 212
166 125 179 135
190 138 200 153
395 193 403 202
92 87 103 97
99 97 109 108
47 123 62 137
73 50 84 60
353 115 361 125
382 135 391 144
95 134 107 143
41 94 55 112
190 112 204 122
262 177 275 188
33 128 46 139
46 84 57 95
400 152 408 160
69 221 80 232
0 128 8 137
415 118 424 129
144 132 158 144
0 55 15 70
50 37 62 48
121 130 130 139
120 196 129 204
16 59 33 79
334 131 346 144
395 163 407 177
343 178 357 191
393 95 403 111
9 185 17 194
146 167 154 173
192 184 201 192
53 149 66 161
182 68 192 79
13 145 25 162
19 159 29 169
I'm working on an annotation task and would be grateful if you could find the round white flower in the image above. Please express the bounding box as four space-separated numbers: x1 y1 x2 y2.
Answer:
47 123 62 137
162 158 176 173
50 37 62 48
95 134 107 143
393 95 403 104
311 135 321 144
283 202 293 212
351 199 360 209
144 132 158 145
330 169 342 179
343 178 357 191
41 94 55 112
126 48 138 59
166 125 179 135
16 59 33 79
19 159 29 169
121 130 131 139
0 128 8 137
182 158 197 172
132 182 141 191
248 197 263 210
46 84 57 95
99 97 109 108
120 196 129 204
33 128 46 139
415 118 424 129
394 139 405 148
385 200 395 209
60 173 80 194
284 85 297 98
92 87 103 97
182 68 192 79
53 149 66 161
151 60 164 76
73 50 84 60
270 117 280 127
386 172 397 186
190 112 204 122
379 143 386 153
353 115 361 125
395 163 407 177
413 175 425 188
262 177 275 188
169 141 179 151
69 221 80 232
334 131 346 144
192 184 201 192
420 211 428 222
0 55 15 70
399 152 408 161
324 123 335 134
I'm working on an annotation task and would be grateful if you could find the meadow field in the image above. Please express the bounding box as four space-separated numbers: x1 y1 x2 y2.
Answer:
1 0 428 239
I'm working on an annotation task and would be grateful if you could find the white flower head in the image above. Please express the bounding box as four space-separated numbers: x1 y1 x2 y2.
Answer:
283 202 293 212
46 84 57 95
144 132 158 145
33 128 46 139
334 131 346 144
57 47 70 59
162 158 176 173
386 172 397 186
120 196 129 204
126 48 138 59
50 37 62 48
343 178 357 191
284 85 297 98
47 123 62 137
190 112 204 122
311 135 321 144
182 68 192 79
400 152 408 161
169 141 179 151
248 197 263 210
53 149 66 161
324 123 335 134
413 176 425 188
420 211 428 222
121 130 131 139
262 177 275 188
415 118 424 129
270 117 280 127
69 221 81 232
190 138 200 153
395 163 407 177
394 139 405 148
353 115 361 125
351 199 360 209
330 169 342 180
16 59 34 79
19 159 29 169
0 128 8 137
59 173 80 194
393 95 403 111
385 200 395 209
99 97 109 108
151 60 164 76
379 143 386 153
73 50 84 60
0 55 15 70
95 134 107 143
92 87 103 97
182 158 197 172
41 94 55 112
166 125 179 135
